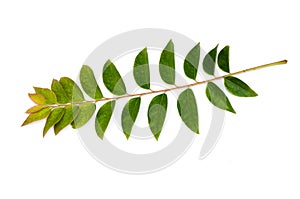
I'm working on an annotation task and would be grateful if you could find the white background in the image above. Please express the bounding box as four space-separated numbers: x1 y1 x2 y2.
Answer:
1 0 299 198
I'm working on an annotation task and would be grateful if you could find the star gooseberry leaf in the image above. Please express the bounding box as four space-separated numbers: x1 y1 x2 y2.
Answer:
51 79 69 104
22 107 51 126
95 101 115 140
34 87 57 104
224 76 258 97
103 60 127 95
184 43 200 80
72 102 96 129
133 48 150 89
148 93 168 140
25 105 45 114
28 93 47 105
206 82 236 113
59 77 84 102
203 44 218 76
54 105 80 135
159 40 175 85
43 108 65 137
80 65 103 100
177 88 199 134
217 45 230 73
121 97 141 139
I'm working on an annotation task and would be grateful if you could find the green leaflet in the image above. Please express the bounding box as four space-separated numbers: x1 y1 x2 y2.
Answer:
51 79 69 104
22 107 51 126
133 48 150 89
59 77 84 102
148 93 168 140
206 82 235 113
54 106 80 135
34 87 57 104
43 108 65 137
159 40 175 85
103 60 127 95
80 65 103 100
121 97 141 139
218 45 230 73
72 102 96 129
184 43 200 80
224 76 258 97
25 105 45 113
177 89 199 134
28 93 47 105
95 101 115 140
203 44 218 75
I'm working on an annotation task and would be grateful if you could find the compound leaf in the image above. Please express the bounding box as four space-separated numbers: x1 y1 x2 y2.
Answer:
72 102 96 129
148 93 168 140
159 40 175 84
54 106 79 135
80 65 103 100
203 44 218 75
121 97 141 139
103 60 127 95
22 107 51 126
59 77 84 102
224 76 258 97
184 43 200 80
217 45 230 73
95 101 115 140
206 82 235 113
133 48 150 89
177 88 199 134
43 108 65 137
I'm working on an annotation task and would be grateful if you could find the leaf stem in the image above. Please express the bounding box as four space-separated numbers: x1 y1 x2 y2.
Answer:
50 60 287 108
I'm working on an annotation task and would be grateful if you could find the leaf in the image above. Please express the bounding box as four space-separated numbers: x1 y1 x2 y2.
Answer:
103 60 127 95
159 40 175 84
133 48 150 89
206 82 236 113
184 43 200 80
121 97 141 139
51 79 69 104
147 93 168 140
59 77 84 102
54 106 80 135
34 87 57 104
22 107 51 126
177 89 199 134
224 76 258 97
28 93 46 105
95 101 115 139
217 45 230 73
25 105 45 113
72 102 96 129
203 44 218 75
43 108 65 137
80 65 103 100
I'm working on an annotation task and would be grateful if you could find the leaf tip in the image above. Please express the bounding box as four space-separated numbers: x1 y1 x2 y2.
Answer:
229 108 236 114
21 121 26 127
154 133 160 141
